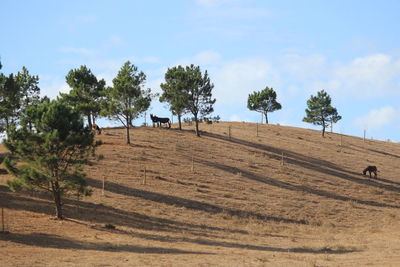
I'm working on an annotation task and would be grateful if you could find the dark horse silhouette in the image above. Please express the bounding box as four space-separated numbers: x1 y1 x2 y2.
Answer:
150 114 171 128
363 165 378 178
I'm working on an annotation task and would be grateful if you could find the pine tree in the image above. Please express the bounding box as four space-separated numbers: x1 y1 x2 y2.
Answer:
183 65 216 137
247 87 282 124
62 65 105 127
3 100 96 219
15 66 41 131
160 65 188 130
303 90 342 137
101 61 151 144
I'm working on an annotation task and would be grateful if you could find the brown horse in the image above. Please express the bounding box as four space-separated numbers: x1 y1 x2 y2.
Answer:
91 123 102 135
363 166 378 178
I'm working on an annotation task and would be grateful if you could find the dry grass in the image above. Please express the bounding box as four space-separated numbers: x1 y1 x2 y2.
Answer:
1 122 400 266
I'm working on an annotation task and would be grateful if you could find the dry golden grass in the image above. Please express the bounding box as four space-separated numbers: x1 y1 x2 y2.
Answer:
1 122 400 266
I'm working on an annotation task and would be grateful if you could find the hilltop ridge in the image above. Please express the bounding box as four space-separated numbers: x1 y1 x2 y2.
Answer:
1 122 400 266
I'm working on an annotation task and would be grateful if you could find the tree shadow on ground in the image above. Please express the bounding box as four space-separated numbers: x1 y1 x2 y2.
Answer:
0 232 209 254
0 185 242 238
197 158 400 209
202 132 400 193
98 227 358 254
86 178 309 225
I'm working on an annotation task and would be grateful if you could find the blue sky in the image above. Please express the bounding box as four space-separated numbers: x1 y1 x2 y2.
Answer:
1 0 400 141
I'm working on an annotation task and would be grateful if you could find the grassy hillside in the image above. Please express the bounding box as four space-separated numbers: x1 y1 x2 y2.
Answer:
1 122 400 266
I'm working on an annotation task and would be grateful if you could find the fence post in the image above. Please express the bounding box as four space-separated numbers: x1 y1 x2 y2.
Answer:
228 125 231 139
102 175 105 196
191 155 194 172
1 208 5 232
143 167 147 185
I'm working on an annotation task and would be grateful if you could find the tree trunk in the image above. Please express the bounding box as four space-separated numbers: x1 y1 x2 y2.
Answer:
194 115 200 137
87 114 92 127
5 118 9 132
126 117 131 144
178 113 182 130
322 121 326 137
264 112 269 124
53 190 63 219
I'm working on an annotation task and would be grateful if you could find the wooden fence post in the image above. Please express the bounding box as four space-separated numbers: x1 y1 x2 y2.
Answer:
102 175 105 196
143 167 147 185
1 208 5 232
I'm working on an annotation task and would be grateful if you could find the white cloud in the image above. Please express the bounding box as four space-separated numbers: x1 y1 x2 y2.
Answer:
212 57 281 105
39 75 70 99
354 106 397 131
175 50 222 67
318 54 400 99
281 54 326 80
194 50 222 65
229 114 248 122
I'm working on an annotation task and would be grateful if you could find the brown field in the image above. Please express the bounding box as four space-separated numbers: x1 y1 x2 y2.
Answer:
1 122 400 266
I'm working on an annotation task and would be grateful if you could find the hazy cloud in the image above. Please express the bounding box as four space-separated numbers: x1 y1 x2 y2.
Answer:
354 106 397 131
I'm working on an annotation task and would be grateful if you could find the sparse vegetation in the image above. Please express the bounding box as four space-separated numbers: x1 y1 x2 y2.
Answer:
104 223 116 229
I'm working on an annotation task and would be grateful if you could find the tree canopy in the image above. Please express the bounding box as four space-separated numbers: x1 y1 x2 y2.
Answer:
160 65 189 130
303 90 342 137
62 65 105 126
247 87 282 124
180 65 216 137
3 100 96 219
101 61 151 144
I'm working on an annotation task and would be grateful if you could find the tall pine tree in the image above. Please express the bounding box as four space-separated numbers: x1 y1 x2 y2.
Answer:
3 100 96 219
182 65 216 137
160 65 188 130
101 61 151 144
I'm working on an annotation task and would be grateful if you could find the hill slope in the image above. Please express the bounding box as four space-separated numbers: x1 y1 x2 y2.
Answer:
1 122 400 266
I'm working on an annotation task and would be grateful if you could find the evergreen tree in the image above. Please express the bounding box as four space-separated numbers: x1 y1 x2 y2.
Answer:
183 65 216 137
247 87 282 124
303 90 342 137
101 61 151 144
15 66 41 131
0 73 21 132
160 65 188 130
62 65 105 127
3 100 96 219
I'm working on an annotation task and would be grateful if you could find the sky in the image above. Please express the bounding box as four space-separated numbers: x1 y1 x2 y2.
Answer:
1 0 400 141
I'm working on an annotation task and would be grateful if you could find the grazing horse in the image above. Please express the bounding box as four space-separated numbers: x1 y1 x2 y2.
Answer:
91 123 102 135
150 114 171 128
363 166 378 178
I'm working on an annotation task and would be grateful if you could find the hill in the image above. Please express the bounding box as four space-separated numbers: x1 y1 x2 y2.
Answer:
1 122 400 266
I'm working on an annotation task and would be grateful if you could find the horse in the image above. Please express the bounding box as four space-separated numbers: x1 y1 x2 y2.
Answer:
91 123 102 135
150 114 171 128
363 166 378 178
